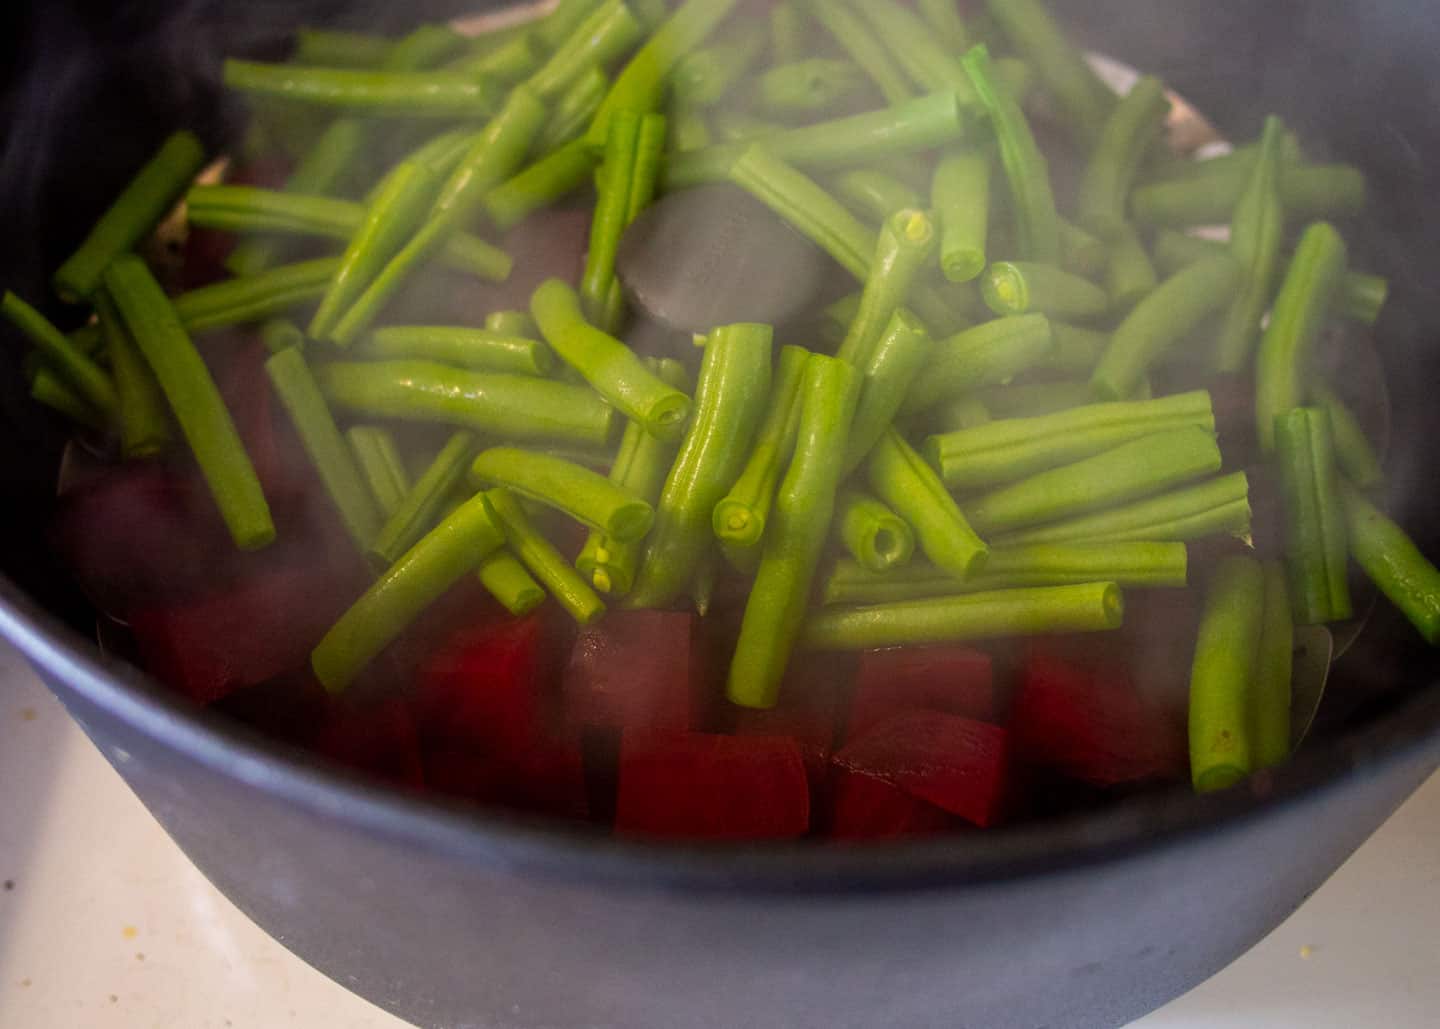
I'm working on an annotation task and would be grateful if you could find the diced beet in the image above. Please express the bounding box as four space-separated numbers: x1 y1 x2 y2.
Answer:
316 698 425 790
562 611 703 736
416 610 548 753
228 156 294 190
209 668 333 749
731 653 852 788
616 733 810 840
833 712 1012 828
50 461 231 615
424 738 590 821
827 768 958 841
181 226 237 291
1010 648 1187 788
215 338 311 514
847 646 996 740
129 554 365 705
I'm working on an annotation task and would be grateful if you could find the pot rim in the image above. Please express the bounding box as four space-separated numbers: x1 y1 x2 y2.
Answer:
5 572 1439 897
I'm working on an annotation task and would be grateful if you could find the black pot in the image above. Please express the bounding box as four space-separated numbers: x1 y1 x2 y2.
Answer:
3 3 1440 1027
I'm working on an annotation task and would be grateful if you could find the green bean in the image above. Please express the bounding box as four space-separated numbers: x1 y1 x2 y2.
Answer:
985 0 1115 142
1132 164 1367 228
185 186 513 282
1255 222 1348 452
727 354 860 709
53 131 206 303
471 446 653 541
917 0 970 52
757 60 867 120
844 308 934 471
538 0 608 50
103 257 273 549
172 258 339 334
312 490 506 692
836 209 937 366
1 292 117 423
803 582 1123 651
1342 485 1440 644
668 103 712 153
929 396 991 434
1104 223 1159 311
1151 228 1227 274
978 380 1097 420
665 92 970 189
1252 561 1294 770
769 2 807 64
478 550 548 617
530 279 691 437
363 326 553 376
258 319 304 357
629 324 774 608
1044 322 1108 376
223 61 503 118
486 487 606 625
867 428 988 580
535 65 610 153
370 431 479 567
901 314 1054 414
331 86 547 345
851 0 974 103
837 489 915 573
448 33 542 85
1188 555 1264 792
525 0 643 101
932 150 991 283
1091 254 1241 401
485 310 538 338
995 472 1251 547
586 0 741 147
1215 116 1286 374
318 360 615 446
927 390 1215 490
821 541 1186 605
29 368 106 432
309 159 442 342
483 138 599 232
95 290 170 457
833 169 923 223
963 44 1061 264
347 425 410 517
712 112 784 145
713 345 810 548
1058 217 1109 278
1310 380 1383 489
981 261 1109 322
799 0 912 106
1076 76 1171 237
672 20 768 108
965 426 1222 536
1273 407 1351 624
293 28 396 68
582 110 641 329
1340 272 1389 326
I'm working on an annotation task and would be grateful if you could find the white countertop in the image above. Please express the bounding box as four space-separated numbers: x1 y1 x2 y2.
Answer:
2 638 1437 1029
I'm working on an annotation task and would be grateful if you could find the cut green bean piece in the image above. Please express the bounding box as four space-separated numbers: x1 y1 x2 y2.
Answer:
293 28 396 68
173 258 340 334
1310 380 1383 489
757 59 866 119
538 0 608 49
478 550 548 617
985 0 1115 142
450 33 542 84
852 0 975 102
484 138 599 232
918 0 970 52
1342 485 1440 645
802 582 1124 650
54 131 206 303
1189 556 1265 792
982 261 1109 321
29 368 106 432
347 425 410 518
312 490 506 692
995 472 1251 547
868 428 988 580
727 353 860 709
1252 561 1294 770
932 150 991 283
629 324 773 608
525 0 642 100
1216 116 1286 374
364 326 553 376
1255 222 1348 452
965 426 1222 536
927 390 1215 490
259 318 305 356
902 314 1054 414
1058 217 1108 278
223 61 504 118
979 380 1099 420
833 169 923 224
1132 164 1367 229
799 0 912 105
485 310 538 338
471 446 654 541
318 360 615 447
1091 254 1241 401
1274 407 1351 625
844 308 935 472
929 396 991 434
713 345 810 547
537 65 611 153
672 20 769 108
836 489 915 573
370 431 479 567
96 290 170 457
836 209 937 367
486 488 606 626
1076 76 1171 237
1045 322 1108 376
103 257 273 550
769 2 806 64
1 292 118 422
1104 223 1159 311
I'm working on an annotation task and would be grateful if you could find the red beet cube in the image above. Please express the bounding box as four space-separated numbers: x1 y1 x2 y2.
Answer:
424 738 589 821
215 339 311 515
833 712 1012 828
732 653 851 787
416 610 549 753
617 733 810 840
1010 649 1187 787
563 611 703 735
316 698 425 790
827 768 958 840
847 646 996 740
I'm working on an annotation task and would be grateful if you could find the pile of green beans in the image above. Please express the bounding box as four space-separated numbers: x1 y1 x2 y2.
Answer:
16 0 1436 809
